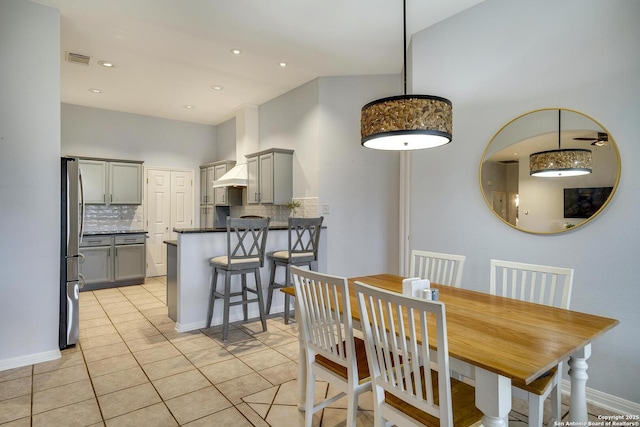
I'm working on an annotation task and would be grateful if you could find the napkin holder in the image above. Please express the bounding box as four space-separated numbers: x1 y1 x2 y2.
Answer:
402 277 431 298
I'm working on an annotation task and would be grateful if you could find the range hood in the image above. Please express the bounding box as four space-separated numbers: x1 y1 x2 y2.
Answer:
212 163 247 188
212 105 259 188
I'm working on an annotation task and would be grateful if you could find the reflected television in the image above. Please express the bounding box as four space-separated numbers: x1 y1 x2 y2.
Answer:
564 187 613 218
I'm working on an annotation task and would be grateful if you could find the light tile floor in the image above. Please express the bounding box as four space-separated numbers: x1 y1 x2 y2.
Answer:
0 276 618 426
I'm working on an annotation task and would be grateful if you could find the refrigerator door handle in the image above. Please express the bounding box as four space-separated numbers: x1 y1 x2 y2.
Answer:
79 168 85 243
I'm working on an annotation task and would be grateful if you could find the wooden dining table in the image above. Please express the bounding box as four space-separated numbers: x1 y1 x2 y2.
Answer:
282 274 619 427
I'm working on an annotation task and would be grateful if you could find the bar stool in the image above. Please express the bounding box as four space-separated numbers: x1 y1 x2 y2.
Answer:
266 216 323 324
206 216 270 341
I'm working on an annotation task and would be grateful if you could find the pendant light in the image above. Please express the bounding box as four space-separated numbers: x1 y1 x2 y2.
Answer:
360 0 452 150
529 110 593 177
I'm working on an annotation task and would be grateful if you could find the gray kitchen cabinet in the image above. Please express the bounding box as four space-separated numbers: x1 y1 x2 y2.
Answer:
79 160 107 204
199 205 215 229
246 148 293 204
79 233 146 290
213 162 231 205
79 158 143 205
115 244 145 281
79 246 112 285
199 167 209 205
109 162 142 204
79 236 113 285
200 160 240 227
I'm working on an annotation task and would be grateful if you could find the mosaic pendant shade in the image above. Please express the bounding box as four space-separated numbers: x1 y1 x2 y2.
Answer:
361 95 452 150
529 110 593 177
360 0 452 151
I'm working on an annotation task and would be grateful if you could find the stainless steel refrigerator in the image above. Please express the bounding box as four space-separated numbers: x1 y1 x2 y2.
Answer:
60 157 85 349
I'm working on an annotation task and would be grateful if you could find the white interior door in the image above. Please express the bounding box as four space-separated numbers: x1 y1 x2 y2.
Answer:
171 170 194 240
146 169 171 277
146 168 194 277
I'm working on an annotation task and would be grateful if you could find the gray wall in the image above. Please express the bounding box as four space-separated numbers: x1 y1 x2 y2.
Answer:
257 75 401 278
318 75 402 277
0 0 61 364
62 103 217 168
215 117 236 162
410 0 640 403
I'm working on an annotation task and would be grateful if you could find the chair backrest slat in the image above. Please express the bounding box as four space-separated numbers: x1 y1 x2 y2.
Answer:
490 259 574 309
409 250 466 287
288 217 324 257
355 281 454 426
225 217 270 267
291 266 356 373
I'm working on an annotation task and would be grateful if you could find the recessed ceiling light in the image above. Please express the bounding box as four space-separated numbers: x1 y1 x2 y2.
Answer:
88 88 102 93
211 85 223 91
97 61 114 68
230 48 241 55
279 62 288 68
183 105 195 109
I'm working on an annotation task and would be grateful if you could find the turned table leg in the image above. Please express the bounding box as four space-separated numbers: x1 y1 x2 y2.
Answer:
568 343 592 422
475 367 512 427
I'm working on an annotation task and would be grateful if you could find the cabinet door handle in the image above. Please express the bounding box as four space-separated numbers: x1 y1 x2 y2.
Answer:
110 194 113 203
103 194 105 203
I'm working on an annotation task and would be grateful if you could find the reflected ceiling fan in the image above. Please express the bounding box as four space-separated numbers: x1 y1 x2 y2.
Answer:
573 132 608 146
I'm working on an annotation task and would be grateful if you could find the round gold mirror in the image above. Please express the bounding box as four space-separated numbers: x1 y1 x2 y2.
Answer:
479 108 620 234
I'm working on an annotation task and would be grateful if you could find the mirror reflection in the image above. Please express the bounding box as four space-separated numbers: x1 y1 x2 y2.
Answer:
480 108 620 234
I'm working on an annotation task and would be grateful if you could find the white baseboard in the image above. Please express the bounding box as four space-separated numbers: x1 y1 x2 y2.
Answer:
176 305 286 333
0 349 61 372
561 379 640 415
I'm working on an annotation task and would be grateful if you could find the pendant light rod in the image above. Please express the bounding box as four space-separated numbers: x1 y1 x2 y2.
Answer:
403 0 407 95
359 0 453 150
557 109 561 150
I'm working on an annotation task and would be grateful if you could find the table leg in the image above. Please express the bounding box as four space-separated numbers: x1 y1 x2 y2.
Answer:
475 368 512 427
296 301 307 411
568 343 592 422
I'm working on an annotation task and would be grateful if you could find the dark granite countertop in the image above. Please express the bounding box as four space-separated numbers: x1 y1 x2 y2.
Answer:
83 229 148 236
174 225 289 234
164 240 177 246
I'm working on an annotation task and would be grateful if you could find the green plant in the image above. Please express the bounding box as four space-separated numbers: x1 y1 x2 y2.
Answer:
286 200 302 217
286 200 301 210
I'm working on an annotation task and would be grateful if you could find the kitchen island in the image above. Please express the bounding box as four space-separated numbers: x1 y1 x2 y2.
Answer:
168 225 327 332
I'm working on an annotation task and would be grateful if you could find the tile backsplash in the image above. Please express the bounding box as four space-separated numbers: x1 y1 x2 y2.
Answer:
229 197 319 226
83 205 144 232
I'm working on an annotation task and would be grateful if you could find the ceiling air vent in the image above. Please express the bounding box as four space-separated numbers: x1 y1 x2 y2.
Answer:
66 52 90 66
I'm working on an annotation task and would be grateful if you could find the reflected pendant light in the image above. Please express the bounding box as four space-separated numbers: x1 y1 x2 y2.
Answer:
360 0 452 150
529 110 593 177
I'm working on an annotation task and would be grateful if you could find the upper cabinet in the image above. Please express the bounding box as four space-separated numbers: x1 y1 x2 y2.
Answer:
213 161 234 205
199 165 215 205
79 158 143 205
110 162 142 204
79 160 107 204
200 160 241 207
246 148 293 205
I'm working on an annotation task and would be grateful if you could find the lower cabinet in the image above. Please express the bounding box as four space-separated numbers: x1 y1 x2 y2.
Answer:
80 246 113 285
115 243 145 281
80 233 146 291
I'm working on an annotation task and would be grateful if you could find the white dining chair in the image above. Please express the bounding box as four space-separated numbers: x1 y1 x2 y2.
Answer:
291 266 371 427
490 259 575 427
354 281 483 427
410 250 466 287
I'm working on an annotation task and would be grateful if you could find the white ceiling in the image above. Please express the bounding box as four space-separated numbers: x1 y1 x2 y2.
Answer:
34 0 484 125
